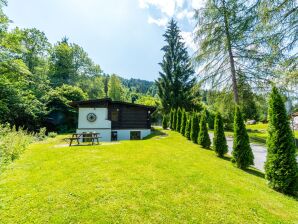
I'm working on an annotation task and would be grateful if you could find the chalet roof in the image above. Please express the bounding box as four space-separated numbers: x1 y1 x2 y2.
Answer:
70 98 157 112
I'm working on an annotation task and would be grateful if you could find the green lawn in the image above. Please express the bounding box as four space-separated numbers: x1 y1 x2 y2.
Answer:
0 130 297 223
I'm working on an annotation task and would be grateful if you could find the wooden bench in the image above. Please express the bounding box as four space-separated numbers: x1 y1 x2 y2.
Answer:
65 133 101 146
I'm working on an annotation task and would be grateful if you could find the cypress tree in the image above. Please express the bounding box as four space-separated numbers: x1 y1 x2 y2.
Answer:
232 106 254 169
162 115 168 130
213 112 228 157
190 113 200 144
265 87 297 194
198 110 211 148
172 109 177 131
176 108 182 132
180 109 187 136
169 109 173 129
185 114 192 140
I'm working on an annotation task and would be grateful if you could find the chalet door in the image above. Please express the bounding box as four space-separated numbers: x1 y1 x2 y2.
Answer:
130 131 141 140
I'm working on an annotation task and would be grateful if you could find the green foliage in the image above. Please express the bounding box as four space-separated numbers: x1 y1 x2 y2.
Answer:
48 132 57 138
213 112 228 157
176 108 182 132
265 87 297 194
0 124 34 169
180 109 187 136
36 127 47 141
198 111 211 148
185 114 191 140
108 74 125 101
172 109 177 131
206 109 215 130
162 115 168 130
169 109 173 130
190 113 200 144
156 19 198 113
232 106 254 169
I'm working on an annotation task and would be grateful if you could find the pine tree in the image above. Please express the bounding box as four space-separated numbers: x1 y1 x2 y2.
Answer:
162 115 168 130
172 109 177 131
198 110 211 148
190 113 200 144
265 87 297 194
180 109 187 136
156 19 198 113
185 114 191 140
176 108 182 132
213 112 228 157
232 106 254 169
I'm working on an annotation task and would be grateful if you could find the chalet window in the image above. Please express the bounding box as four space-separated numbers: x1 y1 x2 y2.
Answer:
111 110 119 121
130 131 141 140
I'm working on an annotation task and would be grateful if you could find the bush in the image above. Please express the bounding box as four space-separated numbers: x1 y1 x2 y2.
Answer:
190 113 200 144
48 132 58 138
232 106 254 169
169 109 173 129
172 109 177 130
0 124 34 169
206 110 216 130
185 114 191 140
198 110 211 148
162 115 168 130
180 109 187 136
176 108 182 132
265 87 297 194
36 127 47 141
213 112 228 157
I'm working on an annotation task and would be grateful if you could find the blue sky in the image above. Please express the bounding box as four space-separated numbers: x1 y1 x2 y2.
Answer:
4 0 203 81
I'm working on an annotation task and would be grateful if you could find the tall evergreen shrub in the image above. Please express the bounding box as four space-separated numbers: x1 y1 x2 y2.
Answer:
265 87 297 194
213 112 228 157
176 108 182 132
169 109 173 129
185 114 192 140
232 106 254 169
198 110 211 148
190 113 200 144
162 115 168 130
172 109 177 130
180 109 187 135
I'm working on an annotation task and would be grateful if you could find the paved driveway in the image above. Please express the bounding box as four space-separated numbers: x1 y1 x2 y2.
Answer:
209 133 268 172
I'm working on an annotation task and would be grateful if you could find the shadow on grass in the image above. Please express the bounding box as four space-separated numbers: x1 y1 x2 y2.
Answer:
244 168 265 179
143 128 168 140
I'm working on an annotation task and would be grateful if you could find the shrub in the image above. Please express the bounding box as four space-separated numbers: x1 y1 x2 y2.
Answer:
232 106 254 169
265 87 297 194
176 108 182 132
172 109 177 131
198 110 211 148
169 109 173 129
180 109 187 136
0 124 34 169
206 110 216 129
162 115 168 130
36 127 47 141
48 132 58 138
185 114 191 140
213 112 228 157
190 113 200 144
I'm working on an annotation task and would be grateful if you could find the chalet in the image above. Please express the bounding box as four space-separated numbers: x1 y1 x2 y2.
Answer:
70 98 156 141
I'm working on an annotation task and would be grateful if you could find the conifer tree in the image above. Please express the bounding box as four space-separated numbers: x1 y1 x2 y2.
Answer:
172 109 177 131
162 115 168 130
169 109 173 129
180 109 187 136
185 114 191 140
190 113 200 144
232 106 254 169
213 112 228 157
198 110 211 148
156 19 197 113
265 87 297 194
176 108 182 132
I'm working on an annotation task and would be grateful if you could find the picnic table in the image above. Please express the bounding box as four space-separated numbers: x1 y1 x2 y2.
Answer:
66 133 101 146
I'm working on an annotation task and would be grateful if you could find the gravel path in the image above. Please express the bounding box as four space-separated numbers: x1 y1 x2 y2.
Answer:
209 133 268 172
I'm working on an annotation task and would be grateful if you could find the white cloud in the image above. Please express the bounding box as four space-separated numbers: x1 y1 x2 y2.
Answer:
177 9 195 20
181 31 197 51
148 16 169 27
139 0 176 17
191 0 206 10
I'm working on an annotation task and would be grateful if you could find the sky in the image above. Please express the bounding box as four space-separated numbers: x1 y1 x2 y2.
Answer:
4 0 204 81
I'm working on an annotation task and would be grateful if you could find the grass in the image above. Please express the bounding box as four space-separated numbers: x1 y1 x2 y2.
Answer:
0 130 297 223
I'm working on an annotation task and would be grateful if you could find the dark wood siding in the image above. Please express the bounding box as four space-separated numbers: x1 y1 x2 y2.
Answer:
109 104 150 129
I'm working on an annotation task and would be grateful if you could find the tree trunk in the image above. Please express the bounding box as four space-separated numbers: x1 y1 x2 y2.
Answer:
222 0 239 104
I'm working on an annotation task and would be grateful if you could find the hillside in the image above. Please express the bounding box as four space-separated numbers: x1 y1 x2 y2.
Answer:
0 130 297 223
